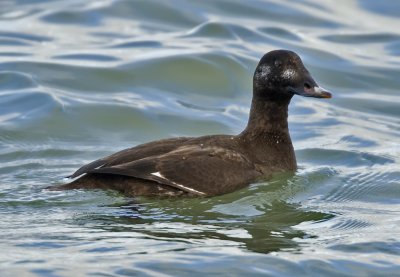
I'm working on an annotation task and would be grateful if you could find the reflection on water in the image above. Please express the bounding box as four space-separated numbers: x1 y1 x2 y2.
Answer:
1 0 400 276
92 175 332 254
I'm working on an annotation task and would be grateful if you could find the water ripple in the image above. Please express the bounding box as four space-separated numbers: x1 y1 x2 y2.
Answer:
1 0 400 276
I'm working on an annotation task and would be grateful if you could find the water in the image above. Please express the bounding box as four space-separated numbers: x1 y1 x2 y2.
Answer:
1 0 400 276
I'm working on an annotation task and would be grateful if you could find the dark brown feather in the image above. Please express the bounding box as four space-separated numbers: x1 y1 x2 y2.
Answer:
89 143 263 195
69 137 191 178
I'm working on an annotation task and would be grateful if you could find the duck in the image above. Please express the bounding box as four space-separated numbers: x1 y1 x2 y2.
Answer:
50 50 331 197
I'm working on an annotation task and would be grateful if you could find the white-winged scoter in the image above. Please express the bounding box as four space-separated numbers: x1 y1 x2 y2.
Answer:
50 50 331 197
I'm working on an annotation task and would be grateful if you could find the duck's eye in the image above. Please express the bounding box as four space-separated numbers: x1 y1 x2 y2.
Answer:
304 82 312 89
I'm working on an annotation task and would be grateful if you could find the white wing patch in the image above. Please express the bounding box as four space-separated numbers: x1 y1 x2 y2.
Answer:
151 172 206 196
151 172 163 178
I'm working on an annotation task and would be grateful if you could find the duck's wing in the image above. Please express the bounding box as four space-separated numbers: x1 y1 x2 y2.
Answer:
87 145 263 196
69 137 191 178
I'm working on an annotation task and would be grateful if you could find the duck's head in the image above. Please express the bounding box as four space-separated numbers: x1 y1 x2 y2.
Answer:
253 50 332 101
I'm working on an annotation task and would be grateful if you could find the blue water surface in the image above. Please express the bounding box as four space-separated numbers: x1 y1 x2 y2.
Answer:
0 0 400 276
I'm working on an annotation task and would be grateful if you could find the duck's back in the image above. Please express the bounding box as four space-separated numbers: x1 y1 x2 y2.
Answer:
68 137 192 179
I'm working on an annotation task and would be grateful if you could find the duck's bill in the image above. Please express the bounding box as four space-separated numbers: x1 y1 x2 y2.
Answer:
289 85 332 98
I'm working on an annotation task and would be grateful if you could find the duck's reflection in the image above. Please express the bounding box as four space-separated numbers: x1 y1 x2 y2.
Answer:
85 176 333 254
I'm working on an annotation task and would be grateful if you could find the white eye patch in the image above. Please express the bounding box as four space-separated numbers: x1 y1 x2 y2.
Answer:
255 64 271 79
282 68 296 80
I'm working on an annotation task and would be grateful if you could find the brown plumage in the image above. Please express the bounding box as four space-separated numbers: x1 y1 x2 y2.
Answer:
49 50 331 197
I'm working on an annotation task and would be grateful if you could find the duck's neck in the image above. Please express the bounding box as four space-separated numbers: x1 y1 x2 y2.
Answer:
240 96 290 138
238 95 296 171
